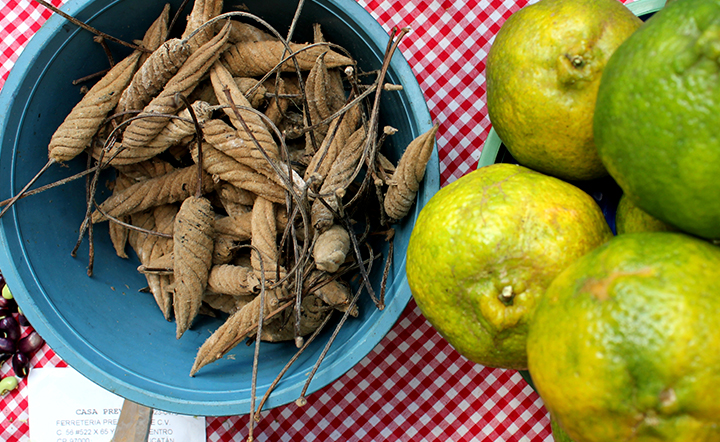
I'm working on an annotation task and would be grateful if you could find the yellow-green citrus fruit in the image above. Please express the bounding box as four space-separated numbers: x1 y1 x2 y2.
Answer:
594 0 720 240
406 163 612 370
615 193 678 235
551 417 576 442
527 232 720 442
486 0 641 181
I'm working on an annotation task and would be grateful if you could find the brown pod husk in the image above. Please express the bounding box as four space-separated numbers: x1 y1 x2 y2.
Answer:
173 195 215 339
250 196 282 281
216 181 255 215
203 119 277 167
114 157 175 181
307 273 358 316
384 124 439 221
260 294 331 342
208 62 281 160
215 208 290 242
306 52 346 144
263 76 291 129
121 21 231 151
219 20 276 44
137 252 174 275
97 100 212 165
116 38 192 115
222 41 354 78
207 263 260 296
212 234 239 266
310 124 367 232
192 141 287 204
108 173 134 258
214 213 253 241
48 51 142 163
190 287 281 375
127 210 156 268
203 292 255 315
233 77 267 109
180 0 224 51
303 103 361 179
312 224 350 273
92 165 215 222
143 204 178 320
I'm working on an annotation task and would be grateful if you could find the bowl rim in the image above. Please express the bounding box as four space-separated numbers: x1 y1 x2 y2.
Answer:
0 0 437 415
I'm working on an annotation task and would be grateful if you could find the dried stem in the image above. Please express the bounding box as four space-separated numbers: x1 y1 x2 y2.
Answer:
247 245 268 442
253 309 333 420
0 159 55 220
297 243 375 403
32 0 150 52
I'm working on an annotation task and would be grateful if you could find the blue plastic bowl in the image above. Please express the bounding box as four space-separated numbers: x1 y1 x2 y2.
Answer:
0 0 437 416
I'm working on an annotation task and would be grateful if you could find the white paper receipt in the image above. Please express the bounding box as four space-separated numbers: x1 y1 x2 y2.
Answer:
28 366 205 442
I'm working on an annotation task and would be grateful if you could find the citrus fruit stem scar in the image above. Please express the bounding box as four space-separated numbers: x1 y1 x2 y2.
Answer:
499 285 515 306
569 55 584 67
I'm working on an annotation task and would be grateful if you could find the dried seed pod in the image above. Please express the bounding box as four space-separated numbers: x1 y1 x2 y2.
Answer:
214 213 253 241
216 181 255 215
222 41 354 78
209 62 281 160
143 204 177 320
215 210 289 242
263 76 290 129
203 292 254 315
180 0 224 51
250 197 282 281
219 20 276 44
260 294 331 342
207 264 260 296
306 52 346 143
313 224 350 273
108 173 134 258
114 157 175 181
212 234 239 265
173 196 215 339
127 210 156 262
303 103 361 179
96 100 213 165
137 252 174 275
116 38 192 115
192 141 287 204
203 118 276 166
384 124 439 221
48 51 142 163
121 21 231 151
233 77 267 109
310 125 367 232
309 275 358 316
92 165 215 223
190 287 281 376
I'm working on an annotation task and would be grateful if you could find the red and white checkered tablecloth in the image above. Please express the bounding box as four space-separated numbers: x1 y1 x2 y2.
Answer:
1 0 645 440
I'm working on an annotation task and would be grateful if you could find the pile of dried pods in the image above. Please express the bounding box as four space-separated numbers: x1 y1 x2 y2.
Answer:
7 0 438 422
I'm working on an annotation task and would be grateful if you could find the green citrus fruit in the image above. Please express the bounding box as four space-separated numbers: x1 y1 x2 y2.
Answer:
551 417 576 442
527 232 720 442
594 0 720 240
615 193 678 235
406 163 612 370
486 0 641 181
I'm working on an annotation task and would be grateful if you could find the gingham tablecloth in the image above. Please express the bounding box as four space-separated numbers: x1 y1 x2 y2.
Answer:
0 0 615 439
